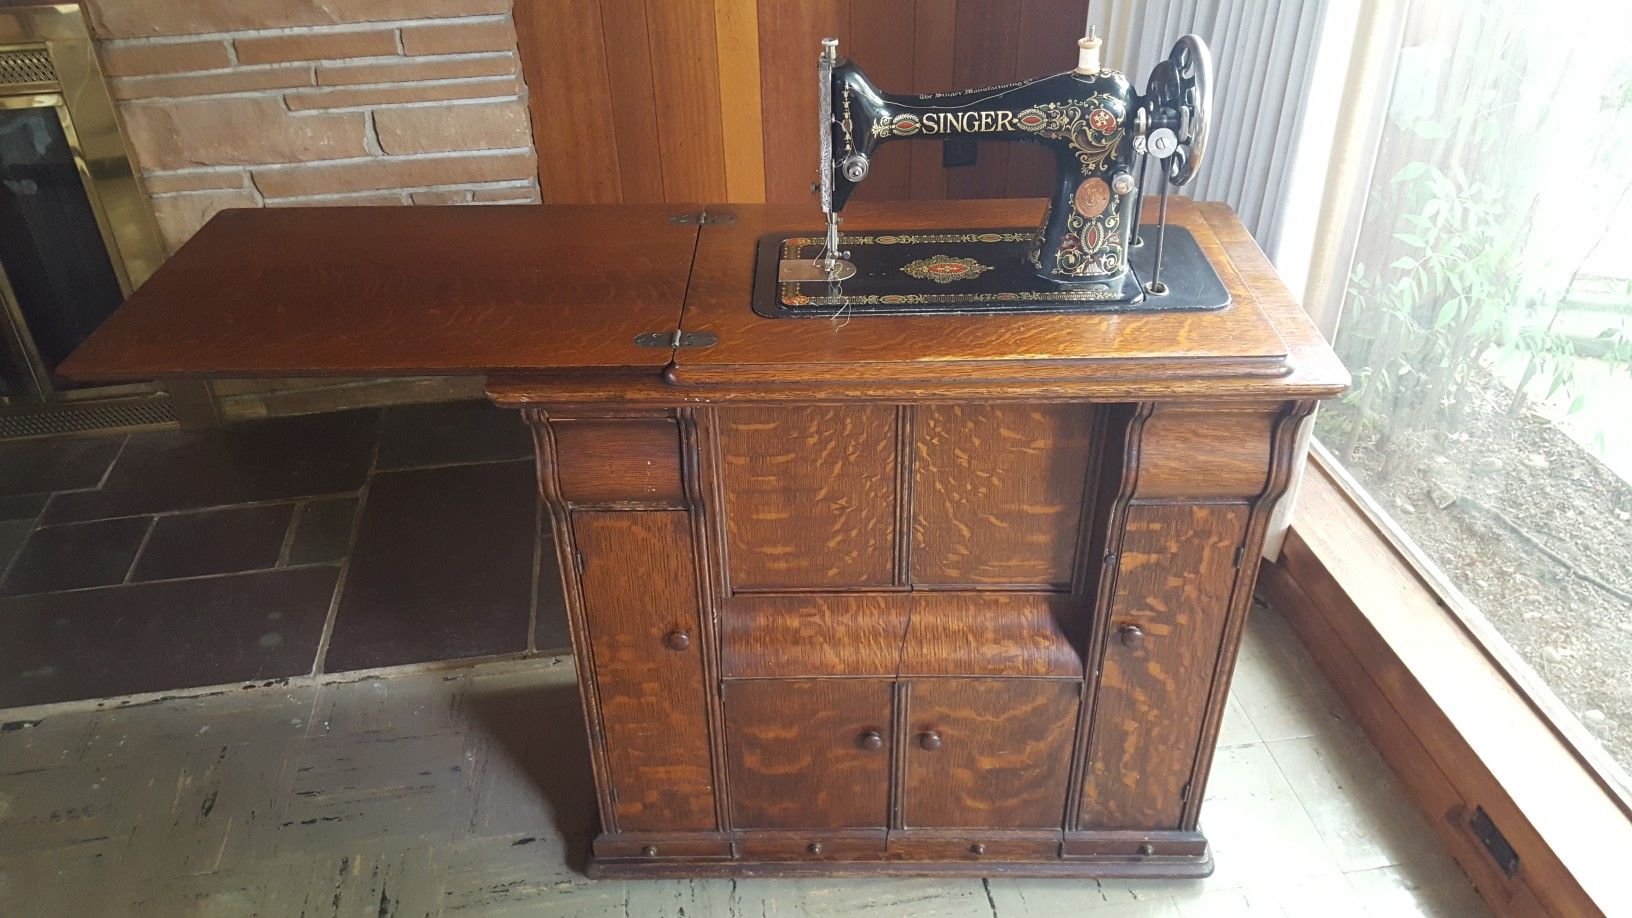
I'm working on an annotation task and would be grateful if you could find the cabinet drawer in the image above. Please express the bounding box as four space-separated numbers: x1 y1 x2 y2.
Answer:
887 829 1060 861
552 418 683 505
723 679 892 830
903 679 1079 829
735 830 888 861
594 833 733 860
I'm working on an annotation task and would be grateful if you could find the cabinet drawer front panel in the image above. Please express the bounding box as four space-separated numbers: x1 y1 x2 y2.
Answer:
1133 405 1276 499
723 679 892 829
553 418 683 505
716 405 898 590
734 830 888 861
900 593 1085 679
1080 502 1249 829
887 829 1061 861
904 679 1079 829
911 404 1094 587
720 593 910 678
574 511 715 831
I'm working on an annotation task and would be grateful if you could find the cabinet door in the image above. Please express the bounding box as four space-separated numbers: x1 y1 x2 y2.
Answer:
574 511 716 832
714 405 899 590
1079 502 1249 829
903 679 1080 829
911 404 1095 588
723 679 892 829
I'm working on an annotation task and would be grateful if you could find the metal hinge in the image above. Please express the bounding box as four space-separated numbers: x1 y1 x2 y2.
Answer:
573 548 585 575
1470 806 1519 876
1234 545 1246 568
1180 781 1192 803
667 209 736 225
633 329 719 349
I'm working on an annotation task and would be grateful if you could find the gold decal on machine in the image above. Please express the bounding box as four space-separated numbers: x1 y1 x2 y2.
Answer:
901 254 993 283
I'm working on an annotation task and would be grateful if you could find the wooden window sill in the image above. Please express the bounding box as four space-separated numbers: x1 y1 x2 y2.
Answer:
1259 453 1632 917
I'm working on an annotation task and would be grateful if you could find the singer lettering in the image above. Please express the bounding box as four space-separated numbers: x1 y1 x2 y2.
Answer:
919 110 1017 134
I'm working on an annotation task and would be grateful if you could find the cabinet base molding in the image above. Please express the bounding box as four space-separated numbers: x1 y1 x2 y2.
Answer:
585 829 1214 878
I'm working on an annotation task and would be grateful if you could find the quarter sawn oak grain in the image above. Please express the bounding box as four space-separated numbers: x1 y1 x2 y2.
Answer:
60 198 1349 878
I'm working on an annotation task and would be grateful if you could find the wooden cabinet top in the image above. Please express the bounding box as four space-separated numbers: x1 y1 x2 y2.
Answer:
60 199 1347 402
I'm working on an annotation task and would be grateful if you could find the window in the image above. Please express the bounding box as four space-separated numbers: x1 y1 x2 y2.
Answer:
1314 0 1632 794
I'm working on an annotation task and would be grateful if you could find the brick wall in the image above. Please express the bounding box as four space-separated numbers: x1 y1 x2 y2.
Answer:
83 0 541 252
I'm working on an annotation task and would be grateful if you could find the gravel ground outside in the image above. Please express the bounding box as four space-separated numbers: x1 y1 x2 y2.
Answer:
1316 365 1632 782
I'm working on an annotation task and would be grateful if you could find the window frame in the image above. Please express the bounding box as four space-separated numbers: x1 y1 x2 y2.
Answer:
1266 446 1632 915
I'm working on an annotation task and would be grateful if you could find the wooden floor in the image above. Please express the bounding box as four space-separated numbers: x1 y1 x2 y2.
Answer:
0 605 1486 916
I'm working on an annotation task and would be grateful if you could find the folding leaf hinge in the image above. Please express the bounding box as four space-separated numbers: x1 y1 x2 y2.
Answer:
667 209 736 225
1180 781 1192 803
1470 806 1519 876
633 329 719 349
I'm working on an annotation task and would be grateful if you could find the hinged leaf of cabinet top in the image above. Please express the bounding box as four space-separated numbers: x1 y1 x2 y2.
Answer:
60 205 702 382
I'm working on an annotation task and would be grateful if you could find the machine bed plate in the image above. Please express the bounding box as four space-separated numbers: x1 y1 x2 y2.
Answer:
752 226 1229 319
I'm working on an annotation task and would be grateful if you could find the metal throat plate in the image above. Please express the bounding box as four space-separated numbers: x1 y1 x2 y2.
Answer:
751 227 1229 318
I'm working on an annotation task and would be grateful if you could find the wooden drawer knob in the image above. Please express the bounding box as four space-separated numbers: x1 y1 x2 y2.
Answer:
1118 623 1145 650
918 730 943 752
858 729 884 751
664 629 691 651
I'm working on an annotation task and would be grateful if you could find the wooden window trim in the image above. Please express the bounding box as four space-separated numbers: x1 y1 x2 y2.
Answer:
1260 449 1632 916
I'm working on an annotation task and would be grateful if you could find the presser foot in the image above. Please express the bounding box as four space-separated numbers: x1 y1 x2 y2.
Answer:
779 258 858 283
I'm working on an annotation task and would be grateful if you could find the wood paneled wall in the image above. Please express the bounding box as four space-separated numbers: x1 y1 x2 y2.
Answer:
514 0 1090 205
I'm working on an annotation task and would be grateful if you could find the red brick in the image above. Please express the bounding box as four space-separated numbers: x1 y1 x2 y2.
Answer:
142 170 248 193
471 187 539 203
84 0 510 40
148 188 259 251
251 151 537 198
373 100 529 155
267 192 409 206
235 29 399 65
409 189 472 204
99 40 230 77
284 77 520 111
111 65 313 100
121 97 368 170
316 54 515 87
401 20 513 55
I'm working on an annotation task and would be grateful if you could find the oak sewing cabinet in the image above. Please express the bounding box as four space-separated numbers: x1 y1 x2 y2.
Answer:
61 198 1347 878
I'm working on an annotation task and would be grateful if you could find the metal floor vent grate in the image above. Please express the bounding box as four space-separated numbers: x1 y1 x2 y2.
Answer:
0 47 56 87
0 396 177 440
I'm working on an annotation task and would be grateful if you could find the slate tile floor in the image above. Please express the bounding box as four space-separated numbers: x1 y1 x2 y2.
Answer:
0 401 569 708
0 606 1486 916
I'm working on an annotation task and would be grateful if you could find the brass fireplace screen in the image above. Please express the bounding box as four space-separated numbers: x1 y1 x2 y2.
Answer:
0 3 168 436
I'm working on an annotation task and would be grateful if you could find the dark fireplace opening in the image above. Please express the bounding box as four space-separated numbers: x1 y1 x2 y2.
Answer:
0 103 126 394
0 7 171 438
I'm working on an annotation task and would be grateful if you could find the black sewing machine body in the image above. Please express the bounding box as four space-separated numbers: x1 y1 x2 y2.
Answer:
832 66 1140 282
756 33 1225 319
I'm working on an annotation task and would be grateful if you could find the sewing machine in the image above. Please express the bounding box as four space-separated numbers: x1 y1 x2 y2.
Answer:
756 28 1224 318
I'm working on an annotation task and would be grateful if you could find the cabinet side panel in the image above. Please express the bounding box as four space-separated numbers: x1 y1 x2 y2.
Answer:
1080 503 1249 829
723 679 893 829
904 679 1080 829
716 405 898 590
574 510 716 831
911 404 1094 588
